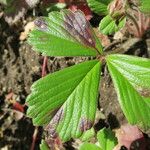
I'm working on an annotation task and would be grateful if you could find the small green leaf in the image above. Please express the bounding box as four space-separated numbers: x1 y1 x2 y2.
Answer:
118 17 126 30
106 54 150 130
40 140 49 150
97 128 117 150
139 0 150 14
80 142 100 150
27 60 101 141
80 127 95 142
99 15 126 35
79 128 117 150
87 0 112 15
28 9 102 56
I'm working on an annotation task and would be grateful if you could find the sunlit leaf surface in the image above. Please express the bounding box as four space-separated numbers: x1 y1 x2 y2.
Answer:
107 54 150 130
28 9 102 56
87 0 112 15
27 60 101 141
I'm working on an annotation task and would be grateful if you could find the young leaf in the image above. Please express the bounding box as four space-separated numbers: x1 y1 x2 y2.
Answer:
80 127 95 141
26 60 101 141
87 0 112 15
139 0 150 14
40 140 50 150
106 54 150 130
97 128 117 150
80 128 117 150
80 142 100 150
99 15 126 35
28 9 102 56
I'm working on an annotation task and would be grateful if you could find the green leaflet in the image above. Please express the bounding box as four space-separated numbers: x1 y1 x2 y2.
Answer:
80 128 95 141
87 0 112 15
79 128 117 150
97 128 117 150
27 60 101 141
40 140 49 150
80 142 100 150
107 54 150 89
139 0 150 14
99 15 126 35
107 54 150 130
28 9 102 56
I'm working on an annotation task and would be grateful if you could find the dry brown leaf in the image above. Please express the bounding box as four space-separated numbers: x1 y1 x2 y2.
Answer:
20 21 35 41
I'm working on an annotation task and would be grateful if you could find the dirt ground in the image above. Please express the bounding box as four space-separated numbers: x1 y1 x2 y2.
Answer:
0 3 150 150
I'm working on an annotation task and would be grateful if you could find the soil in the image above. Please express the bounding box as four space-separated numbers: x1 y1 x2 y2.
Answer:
0 3 150 150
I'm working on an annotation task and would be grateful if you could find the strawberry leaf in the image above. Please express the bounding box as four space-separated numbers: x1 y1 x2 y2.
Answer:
99 15 126 35
80 128 117 150
87 0 112 15
106 54 150 130
40 140 49 150
139 0 150 14
28 10 102 56
80 142 100 150
26 60 101 141
97 128 117 150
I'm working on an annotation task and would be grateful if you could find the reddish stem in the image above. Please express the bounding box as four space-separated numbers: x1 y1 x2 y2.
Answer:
42 56 48 77
30 56 48 150
30 127 38 150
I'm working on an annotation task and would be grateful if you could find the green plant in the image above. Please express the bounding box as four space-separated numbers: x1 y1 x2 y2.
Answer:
87 0 150 37
80 128 117 150
26 9 150 148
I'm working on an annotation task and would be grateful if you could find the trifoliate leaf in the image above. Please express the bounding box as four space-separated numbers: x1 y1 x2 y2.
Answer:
80 142 100 150
97 128 117 150
106 54 150 130
28 9 102 56
99 15 126 35
87 0 112 15
26 60 101 141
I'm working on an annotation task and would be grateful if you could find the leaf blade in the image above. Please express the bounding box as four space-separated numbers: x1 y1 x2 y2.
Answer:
97 128 117 150
40 140 49 150
87 0 112 15
26 60 101 141
106 54 150 130
28 10 102 56
80 142 100 150
99 15 126 35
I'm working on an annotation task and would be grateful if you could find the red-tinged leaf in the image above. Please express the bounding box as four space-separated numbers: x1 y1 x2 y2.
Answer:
13 102 24 113
26 60 101 141
29 9 102 56
69 4 93 20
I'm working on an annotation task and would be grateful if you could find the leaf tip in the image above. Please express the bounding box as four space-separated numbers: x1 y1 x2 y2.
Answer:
79 118 94 132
